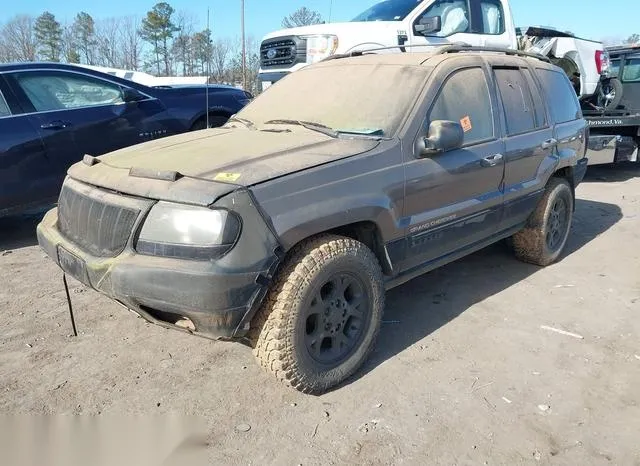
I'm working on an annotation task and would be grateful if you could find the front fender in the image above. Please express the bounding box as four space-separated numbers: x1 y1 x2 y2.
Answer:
272 197 399 252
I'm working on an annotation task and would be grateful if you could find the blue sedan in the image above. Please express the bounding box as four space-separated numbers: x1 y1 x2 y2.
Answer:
0 62 251 217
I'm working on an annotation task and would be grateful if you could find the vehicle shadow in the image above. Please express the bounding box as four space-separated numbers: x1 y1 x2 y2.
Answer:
0 211 46 251
338 198 623 391
582 162 640 183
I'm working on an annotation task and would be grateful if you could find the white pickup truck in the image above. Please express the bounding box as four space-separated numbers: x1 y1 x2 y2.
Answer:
258 0 612 105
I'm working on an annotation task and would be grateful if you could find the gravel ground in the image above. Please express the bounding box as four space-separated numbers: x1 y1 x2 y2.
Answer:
1 163 639 465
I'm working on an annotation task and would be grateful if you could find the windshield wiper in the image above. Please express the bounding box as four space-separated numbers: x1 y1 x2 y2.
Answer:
228 116 256 130
265 119 338 138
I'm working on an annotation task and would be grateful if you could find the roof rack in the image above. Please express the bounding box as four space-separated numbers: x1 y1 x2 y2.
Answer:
320 43 444 62
437 44 551 62
319 43 550 63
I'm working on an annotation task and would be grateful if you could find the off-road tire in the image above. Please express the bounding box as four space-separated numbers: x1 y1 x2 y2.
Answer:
249 235 385 394
512 178 574 266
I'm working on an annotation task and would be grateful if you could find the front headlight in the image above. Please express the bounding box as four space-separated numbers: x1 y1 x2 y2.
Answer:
305 35 339 64
136 202 241 260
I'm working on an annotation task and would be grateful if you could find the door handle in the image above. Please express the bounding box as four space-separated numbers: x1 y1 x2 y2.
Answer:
541 138 558 150
41 120 72 130
481 153 504 167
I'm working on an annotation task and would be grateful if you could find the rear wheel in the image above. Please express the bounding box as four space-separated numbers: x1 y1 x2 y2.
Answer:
190 115 229 131
250 235 385 394
511 178 574 266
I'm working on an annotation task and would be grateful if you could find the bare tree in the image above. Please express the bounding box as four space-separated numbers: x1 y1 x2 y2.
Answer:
211 38 231 82
171 11 196 75
282 7 323 29
0 15 38 62
120 16 143 70
95 18 121 68
61 23 80 63
227 35 260 92
628 34 640 45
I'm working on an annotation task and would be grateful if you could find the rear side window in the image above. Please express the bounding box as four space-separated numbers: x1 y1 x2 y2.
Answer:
621 57 640 83
430 67 494 145
535 68 580 124
521 68 546 128
493 68 536 135
0 90 10 117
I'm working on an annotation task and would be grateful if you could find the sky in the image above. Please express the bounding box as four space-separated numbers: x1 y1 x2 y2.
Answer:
2 0 638 44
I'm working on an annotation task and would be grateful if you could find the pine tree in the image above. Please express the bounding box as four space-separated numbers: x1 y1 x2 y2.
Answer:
34 11 62 61
139 2 180 75
73 12 97 64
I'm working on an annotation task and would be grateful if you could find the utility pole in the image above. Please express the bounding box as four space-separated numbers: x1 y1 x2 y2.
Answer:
241 0 247 91
329 0 334 22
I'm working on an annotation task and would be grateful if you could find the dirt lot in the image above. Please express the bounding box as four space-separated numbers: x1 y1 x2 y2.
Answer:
1 164 639 465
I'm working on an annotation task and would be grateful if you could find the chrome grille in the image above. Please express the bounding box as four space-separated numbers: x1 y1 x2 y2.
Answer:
57 183 140 257
260 37 306 69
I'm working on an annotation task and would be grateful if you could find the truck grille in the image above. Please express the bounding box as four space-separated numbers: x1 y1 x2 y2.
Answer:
260 36 307 69
57 183 140 258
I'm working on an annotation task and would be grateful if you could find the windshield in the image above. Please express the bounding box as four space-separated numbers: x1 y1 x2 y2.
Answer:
352 0 422 22
235 62 430 137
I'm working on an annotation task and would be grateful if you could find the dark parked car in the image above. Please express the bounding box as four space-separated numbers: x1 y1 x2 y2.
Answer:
0 62 251 217
37 46 589 393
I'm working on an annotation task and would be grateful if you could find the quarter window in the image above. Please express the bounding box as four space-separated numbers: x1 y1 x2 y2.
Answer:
429 67 494 145
0 90 10 117
535 68 581 124
417 0 470 37
493 68 536 135
12 71 124 112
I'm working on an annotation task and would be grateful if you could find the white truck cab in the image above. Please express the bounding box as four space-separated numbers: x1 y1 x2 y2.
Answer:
259 0 517 90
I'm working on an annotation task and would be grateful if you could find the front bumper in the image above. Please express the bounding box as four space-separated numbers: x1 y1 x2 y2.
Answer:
36 189 281 340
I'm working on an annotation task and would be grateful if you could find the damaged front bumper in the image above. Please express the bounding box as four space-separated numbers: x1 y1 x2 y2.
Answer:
36 182 282 340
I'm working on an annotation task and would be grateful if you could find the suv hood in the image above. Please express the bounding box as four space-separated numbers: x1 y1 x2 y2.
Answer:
67 127 379 206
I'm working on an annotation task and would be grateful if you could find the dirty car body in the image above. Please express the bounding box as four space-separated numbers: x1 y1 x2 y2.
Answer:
37 49 588 343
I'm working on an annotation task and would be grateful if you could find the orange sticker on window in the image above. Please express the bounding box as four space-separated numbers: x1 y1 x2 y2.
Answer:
460 116 472 133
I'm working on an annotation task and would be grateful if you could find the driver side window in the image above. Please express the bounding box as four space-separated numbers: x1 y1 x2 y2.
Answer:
13 71 125 112
417 0 470 37
429 67 494 145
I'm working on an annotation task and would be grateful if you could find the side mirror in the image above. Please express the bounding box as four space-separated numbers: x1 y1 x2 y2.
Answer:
122 87 145 103
418 120 464 157
414 16 442 36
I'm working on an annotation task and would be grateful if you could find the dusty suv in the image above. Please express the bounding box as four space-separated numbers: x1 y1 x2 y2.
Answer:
37 46 589 393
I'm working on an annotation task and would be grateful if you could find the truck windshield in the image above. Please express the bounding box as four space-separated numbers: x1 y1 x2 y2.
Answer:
352 0 422 22
235 62 431 137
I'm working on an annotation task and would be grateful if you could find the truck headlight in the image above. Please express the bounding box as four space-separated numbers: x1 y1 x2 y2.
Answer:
305 35 339 64
136 202 241 260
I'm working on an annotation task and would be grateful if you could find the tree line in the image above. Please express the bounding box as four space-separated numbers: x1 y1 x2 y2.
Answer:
0 4 324 94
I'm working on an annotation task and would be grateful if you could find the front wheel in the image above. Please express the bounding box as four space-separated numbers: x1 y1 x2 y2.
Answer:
511 178 574 267
250 235 385 394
